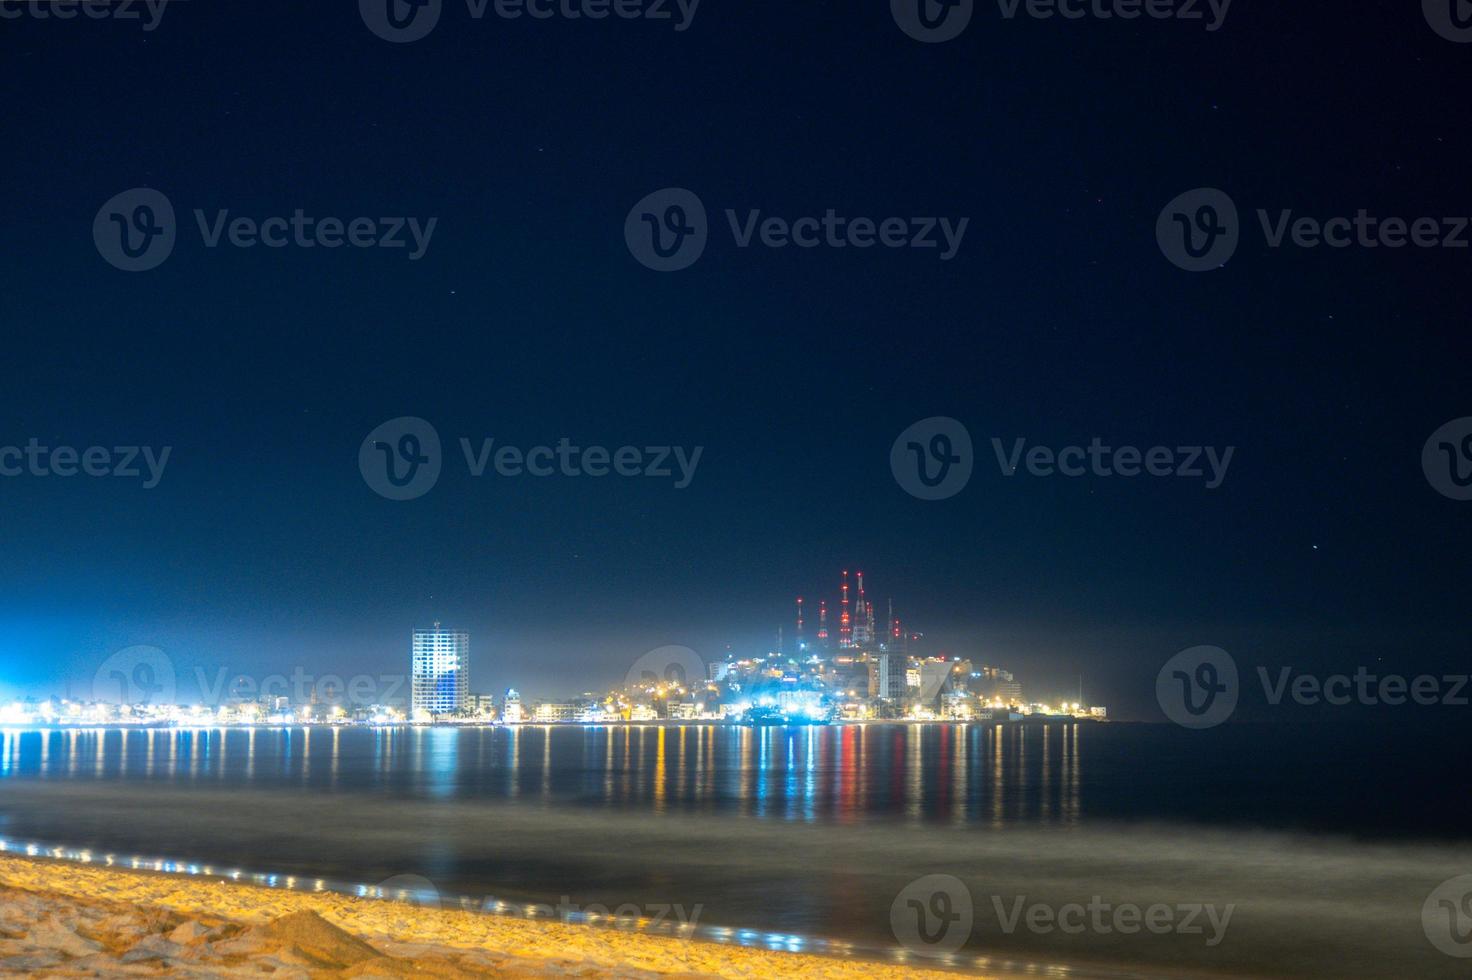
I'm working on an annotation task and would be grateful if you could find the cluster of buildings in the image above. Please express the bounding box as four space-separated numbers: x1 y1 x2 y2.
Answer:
408 571 1107 725
2 572 1107 727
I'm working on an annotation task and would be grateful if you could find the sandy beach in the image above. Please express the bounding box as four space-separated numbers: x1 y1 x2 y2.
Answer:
0 854 969 979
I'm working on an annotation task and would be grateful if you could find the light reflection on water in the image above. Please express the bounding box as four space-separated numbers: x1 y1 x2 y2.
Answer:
0 724 1088 827
1 722 1469 979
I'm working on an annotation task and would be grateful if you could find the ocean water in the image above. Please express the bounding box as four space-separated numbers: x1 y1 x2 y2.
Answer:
0 721 1467 978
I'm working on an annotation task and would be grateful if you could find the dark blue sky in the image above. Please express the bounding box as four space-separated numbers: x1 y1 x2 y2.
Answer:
1 0 1469 717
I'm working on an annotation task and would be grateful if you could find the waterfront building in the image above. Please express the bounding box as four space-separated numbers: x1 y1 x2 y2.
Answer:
877 652 907 703
410 623 470 717
996 680 1023 705
941 690 976 720
533 702 576 723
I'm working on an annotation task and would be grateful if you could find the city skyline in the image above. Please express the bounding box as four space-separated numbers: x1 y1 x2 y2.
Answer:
7 567 1098 716
7 540 1466 722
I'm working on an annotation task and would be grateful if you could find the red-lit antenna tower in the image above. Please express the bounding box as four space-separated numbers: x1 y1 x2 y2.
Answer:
854 570 876 646
839 570 852 648
817 600 829 645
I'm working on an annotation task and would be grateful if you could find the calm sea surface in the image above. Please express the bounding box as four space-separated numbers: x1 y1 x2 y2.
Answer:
0 721 1466 978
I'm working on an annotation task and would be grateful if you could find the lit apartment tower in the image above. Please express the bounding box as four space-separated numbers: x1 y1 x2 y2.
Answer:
877 651 907 704
411 623 470 716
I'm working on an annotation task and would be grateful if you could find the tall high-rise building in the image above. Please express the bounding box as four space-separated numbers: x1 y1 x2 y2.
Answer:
411 623 469 716
877 651 907 703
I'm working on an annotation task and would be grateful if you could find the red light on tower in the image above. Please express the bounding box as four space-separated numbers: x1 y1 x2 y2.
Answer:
839 569 852 648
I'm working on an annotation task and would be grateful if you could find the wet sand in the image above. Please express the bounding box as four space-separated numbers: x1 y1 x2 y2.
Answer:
0 853 967 979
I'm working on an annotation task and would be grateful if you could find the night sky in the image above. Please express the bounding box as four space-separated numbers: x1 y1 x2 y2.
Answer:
2 0 1469 719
